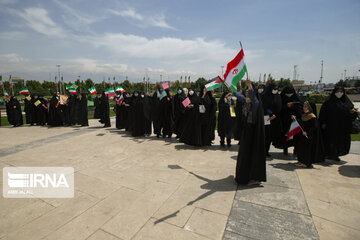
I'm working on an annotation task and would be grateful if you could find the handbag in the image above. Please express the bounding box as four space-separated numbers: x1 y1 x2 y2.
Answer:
199 104 206 113
351 115 360 134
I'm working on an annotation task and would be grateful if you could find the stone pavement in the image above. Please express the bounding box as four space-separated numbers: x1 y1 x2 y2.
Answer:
0 118 359 240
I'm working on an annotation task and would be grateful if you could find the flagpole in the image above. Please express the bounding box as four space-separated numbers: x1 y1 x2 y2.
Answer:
239 41 249 80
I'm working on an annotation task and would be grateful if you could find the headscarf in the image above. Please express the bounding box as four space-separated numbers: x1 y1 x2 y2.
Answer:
302 101 316 121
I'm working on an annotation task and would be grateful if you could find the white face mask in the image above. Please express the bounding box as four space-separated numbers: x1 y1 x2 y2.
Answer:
141 95 144 98
272 89 278 94
258 89 264 94
285 93 293 97
335 92 343 99
189 90 194 95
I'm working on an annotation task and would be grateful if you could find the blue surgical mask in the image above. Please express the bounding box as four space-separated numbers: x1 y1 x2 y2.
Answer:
178 90 182 94
134 93 139 97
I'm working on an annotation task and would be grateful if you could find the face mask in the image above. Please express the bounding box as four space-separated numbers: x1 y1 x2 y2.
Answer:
258 89 264 94
141 95 144 98
178 90 182 94
285 93 293 97
272 89 278 94
134 93 138 97
335 92 343 99
189 90 194 95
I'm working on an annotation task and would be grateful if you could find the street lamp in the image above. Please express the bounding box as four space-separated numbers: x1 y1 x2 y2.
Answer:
56 65 61 94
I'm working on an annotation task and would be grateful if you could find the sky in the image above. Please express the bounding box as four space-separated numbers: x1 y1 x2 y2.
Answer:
0 0 359 84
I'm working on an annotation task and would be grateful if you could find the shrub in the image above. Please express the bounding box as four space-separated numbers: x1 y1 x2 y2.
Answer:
308 94 328 103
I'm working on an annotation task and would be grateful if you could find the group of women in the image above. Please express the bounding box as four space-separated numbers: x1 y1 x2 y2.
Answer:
3 80 358 186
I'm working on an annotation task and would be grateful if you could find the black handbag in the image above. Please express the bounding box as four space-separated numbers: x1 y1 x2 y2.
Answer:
351 115 360 134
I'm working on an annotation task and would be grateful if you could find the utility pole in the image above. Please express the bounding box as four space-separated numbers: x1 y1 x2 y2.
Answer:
319 60 323 84
344 69 347 81
293 65 298 81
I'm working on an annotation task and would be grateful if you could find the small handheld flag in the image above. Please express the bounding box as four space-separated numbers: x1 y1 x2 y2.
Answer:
88 86 97 95
205 76 224 91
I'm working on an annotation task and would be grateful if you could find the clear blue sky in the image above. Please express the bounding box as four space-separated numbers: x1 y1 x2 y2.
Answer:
0 0 359 84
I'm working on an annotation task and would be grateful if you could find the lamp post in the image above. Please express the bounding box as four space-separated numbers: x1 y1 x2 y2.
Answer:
56 65 61 94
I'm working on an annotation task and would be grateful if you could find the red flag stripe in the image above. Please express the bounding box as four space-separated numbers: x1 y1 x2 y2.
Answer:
223 49 244 80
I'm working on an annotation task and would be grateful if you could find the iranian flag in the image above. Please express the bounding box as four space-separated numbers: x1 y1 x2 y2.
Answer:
19 88 30 95
117 95 124 105
88 86 97 95
286 118 303 141
105 88 116 98
115 86 125 93
205 76 224 90
4 91 10 98
68 87 77 95
224 48 247 91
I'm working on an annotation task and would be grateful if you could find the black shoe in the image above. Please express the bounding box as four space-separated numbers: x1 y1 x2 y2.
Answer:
329 156 340 161
227 143 231 147
156 134 160 138
283 148 288 155
220 142 225 147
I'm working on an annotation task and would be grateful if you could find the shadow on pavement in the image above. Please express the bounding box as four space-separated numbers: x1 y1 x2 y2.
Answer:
338 165 360 178
154 165 238 225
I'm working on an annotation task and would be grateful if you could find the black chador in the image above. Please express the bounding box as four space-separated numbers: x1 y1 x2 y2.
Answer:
280 86 303 155
198 86 215 146
142 93 152 135
6 96 23 127
24 94 37 125
217 91 236 147
260 83 283 155
115 94 126 129
131 93 146 137
319 86 357 160
158 89 174 138
99 92 110 127
180 88 202 146
77 93 88 126
48 94 63 126
151 90 161 137
93 95 101 119
173 88 187 138
234 93 245 142
68 94 78 126
294 101 324 167
208 91 217 143
234 84 266 185
123 93 133 131
35 96 48 125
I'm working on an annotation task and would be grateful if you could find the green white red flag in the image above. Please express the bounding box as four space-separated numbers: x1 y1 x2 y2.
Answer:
224 48 247 91
68 88 77 95
88 86 97 95
105 88 116 97
205 76 224 90
4 91 10 98
19 88 30 95
286 118 303 141
115 86 125 93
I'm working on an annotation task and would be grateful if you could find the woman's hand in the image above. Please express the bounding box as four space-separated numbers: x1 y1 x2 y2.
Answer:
269 115 276 121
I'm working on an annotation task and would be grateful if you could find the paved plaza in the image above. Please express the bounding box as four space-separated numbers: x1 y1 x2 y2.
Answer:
0 118 359 240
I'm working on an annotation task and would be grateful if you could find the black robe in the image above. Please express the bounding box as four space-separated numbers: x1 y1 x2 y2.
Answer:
180 93 202 146
131 96 146 136
209 94 217 142
99 93 110 127
124 96 133 131
93 96 101 119
217 92 236 140
280 86 304 149
158 94 174 137
235 90 266 184
115 95 125 129
24 95 37 125
68 95 77 125
48 95 63 126
78 93 88 126
234 97 245 141
6 97 23 127
151 92 161 136
143 95 152 135
261 84 283 151
35 97 48 125
319 87 356 158
199 89 214 146
173 92 187 137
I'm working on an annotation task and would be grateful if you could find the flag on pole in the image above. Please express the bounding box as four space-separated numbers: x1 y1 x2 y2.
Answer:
115 86 125 93
286 118 303 141
19 88 30 95
88 86 97 95
224 48 247 91
105 88 116 97
68 87 77 95
4 91 10 98
205 76 224 90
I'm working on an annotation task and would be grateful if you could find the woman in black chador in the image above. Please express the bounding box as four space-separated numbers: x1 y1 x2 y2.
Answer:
158 89 173 138
24 94 37 125
261 83 283 156
319 86 358 161
6 96 23 127
180 87 202 146
93 95 101 119
294 101 324 168
77 93 88 126
35 95 48 126
198 86 215 146
115 94 127 129
280 86 303 155
151 89 161 137
99 92 110 127
233 79 266 185
217 91 236 147
173 87 186 138
48 94 63 126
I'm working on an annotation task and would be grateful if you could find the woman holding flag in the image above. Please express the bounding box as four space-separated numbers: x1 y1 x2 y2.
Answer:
232 79 266 185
